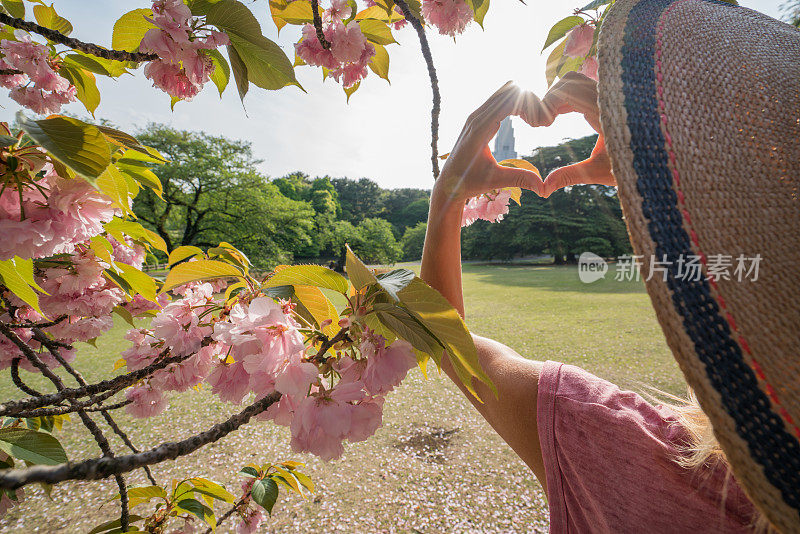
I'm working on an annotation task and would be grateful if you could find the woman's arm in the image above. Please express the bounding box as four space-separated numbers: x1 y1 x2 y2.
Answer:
420 83 549 487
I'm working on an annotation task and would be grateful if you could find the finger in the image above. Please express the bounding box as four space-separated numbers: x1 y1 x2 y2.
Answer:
470 80 517 120
540 72 601 132
541 159 615 198
491 165 544 196
469 85 524 144
515 91 551 128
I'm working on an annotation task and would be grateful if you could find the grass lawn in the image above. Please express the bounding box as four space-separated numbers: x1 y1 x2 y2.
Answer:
0 264 684 533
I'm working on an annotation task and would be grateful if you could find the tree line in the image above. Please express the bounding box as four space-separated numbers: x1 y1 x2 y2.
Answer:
133 125 630 268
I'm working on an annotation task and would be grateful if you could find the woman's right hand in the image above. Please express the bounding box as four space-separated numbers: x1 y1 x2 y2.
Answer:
520 71 616 198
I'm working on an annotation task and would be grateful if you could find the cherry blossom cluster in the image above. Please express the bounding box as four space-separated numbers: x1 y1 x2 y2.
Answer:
0 239 157 372
421 0 474 37
564 23 598 81
0 35 77 115
461 188 513 227
295 14 376 89
121 285 417 461
139 0 229 100
0 159 118 262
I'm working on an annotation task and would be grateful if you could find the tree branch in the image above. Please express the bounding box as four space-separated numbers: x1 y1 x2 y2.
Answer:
392 0 441 179
0 392 281 489
310 0 331 49
0 13 157 62
10 357 42 397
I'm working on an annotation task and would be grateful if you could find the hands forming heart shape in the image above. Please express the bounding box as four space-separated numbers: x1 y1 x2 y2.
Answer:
437 72 615 201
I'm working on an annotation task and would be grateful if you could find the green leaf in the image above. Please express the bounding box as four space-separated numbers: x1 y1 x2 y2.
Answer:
176 497 213 525
1 0 24 18
580 0 612 10
368 43 389 82
113 305 136 326
250 478 279 514
465 0 489 27
117 166 163 199
17 113 111 184
0 134 18 148
291 471 315 493
206 48 230 97
545 39 567 87
121 485 167 508
33 4 73 35
357 19 396 45
112 8 156 52
376 307 443 362
104 218 168 253
115 262 158 302
88 515 145 534
161 259 244 293
263 265 348 293
292 285 339 337
96 165 132 215
227 44 249 101
0 428 67 466
344 81 359 102
345 245 377 289
397 278 494 400
206 0 300 90
355 5 403 22
100 128 153 156
542 15 583 51
186 477 235 503
239 466 259 478
375 269 415 301
60 66 100 116
272 0 315 24
168 245 205 267
0 257 44 315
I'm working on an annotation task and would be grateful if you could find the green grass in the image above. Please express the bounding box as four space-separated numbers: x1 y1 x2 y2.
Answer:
0 265 683 533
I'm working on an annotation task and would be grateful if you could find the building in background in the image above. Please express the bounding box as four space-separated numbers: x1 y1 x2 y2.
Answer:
492 117 517 161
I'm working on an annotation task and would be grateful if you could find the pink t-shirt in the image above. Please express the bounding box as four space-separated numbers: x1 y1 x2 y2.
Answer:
537 361 758 533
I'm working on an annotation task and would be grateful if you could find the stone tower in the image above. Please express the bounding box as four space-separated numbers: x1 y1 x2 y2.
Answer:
492 117 517 162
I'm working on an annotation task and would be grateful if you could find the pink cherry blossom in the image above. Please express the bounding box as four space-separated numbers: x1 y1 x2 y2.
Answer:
295 25 339 70
259 393 299 426
579 55 599 81
206 359 251 404
329 21 368 64
461 189 513 227
124 293 171 316
346 396 384 442
151 291 212 356
152 344 214 392
122 329 163 371
126 383 168 418
326 0 352 21
421 0 473 37
361 339 416 395
564 24 595 58
236 507 265 534
274 352 318 397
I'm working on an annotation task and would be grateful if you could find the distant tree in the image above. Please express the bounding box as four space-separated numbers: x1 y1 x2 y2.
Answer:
273 172 341 258
400 222 427 261
783 0 800 26
351 218 402 265
332 177 384 224
134 125 315 267
380 188 430 237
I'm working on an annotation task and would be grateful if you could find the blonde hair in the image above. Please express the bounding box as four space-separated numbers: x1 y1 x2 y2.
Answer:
652 388 774 533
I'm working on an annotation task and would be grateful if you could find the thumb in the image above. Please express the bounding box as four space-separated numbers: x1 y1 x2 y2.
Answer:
541 161 594 198
492 165 544 196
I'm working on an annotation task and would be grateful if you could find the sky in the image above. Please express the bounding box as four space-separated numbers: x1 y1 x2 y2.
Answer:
0 0 785 190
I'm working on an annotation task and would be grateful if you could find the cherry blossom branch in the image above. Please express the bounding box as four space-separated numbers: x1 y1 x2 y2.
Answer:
203 496 248 534
0 322 131 531
393 0 441 178
9 357 42 397
30 328 157 486
0 392 281 489
310 0 332 49
10 397 129 419
0 13 158 62
0 348 193 416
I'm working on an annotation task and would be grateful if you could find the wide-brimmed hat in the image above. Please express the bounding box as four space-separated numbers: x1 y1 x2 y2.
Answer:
597 0 800 531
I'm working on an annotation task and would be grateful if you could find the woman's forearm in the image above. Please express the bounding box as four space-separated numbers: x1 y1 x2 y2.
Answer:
420 184 467 317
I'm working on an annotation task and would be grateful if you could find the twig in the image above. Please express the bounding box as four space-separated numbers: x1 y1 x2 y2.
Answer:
11 397 130 419
31 328 158 486
393 0 441 178
0 68 22 75
0 392 281 489
0 322 131 531
0 13 157 62
0 348 192 416
309 0 331 49
10 357 42 397
203 496 247 534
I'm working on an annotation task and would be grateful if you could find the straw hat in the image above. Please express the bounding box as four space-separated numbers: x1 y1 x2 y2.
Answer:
596 0 800 531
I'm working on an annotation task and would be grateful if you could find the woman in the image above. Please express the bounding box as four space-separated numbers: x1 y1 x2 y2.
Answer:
419 0 800 531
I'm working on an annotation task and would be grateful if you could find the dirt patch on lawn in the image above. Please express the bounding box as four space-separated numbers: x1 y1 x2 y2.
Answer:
394 425 460 464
